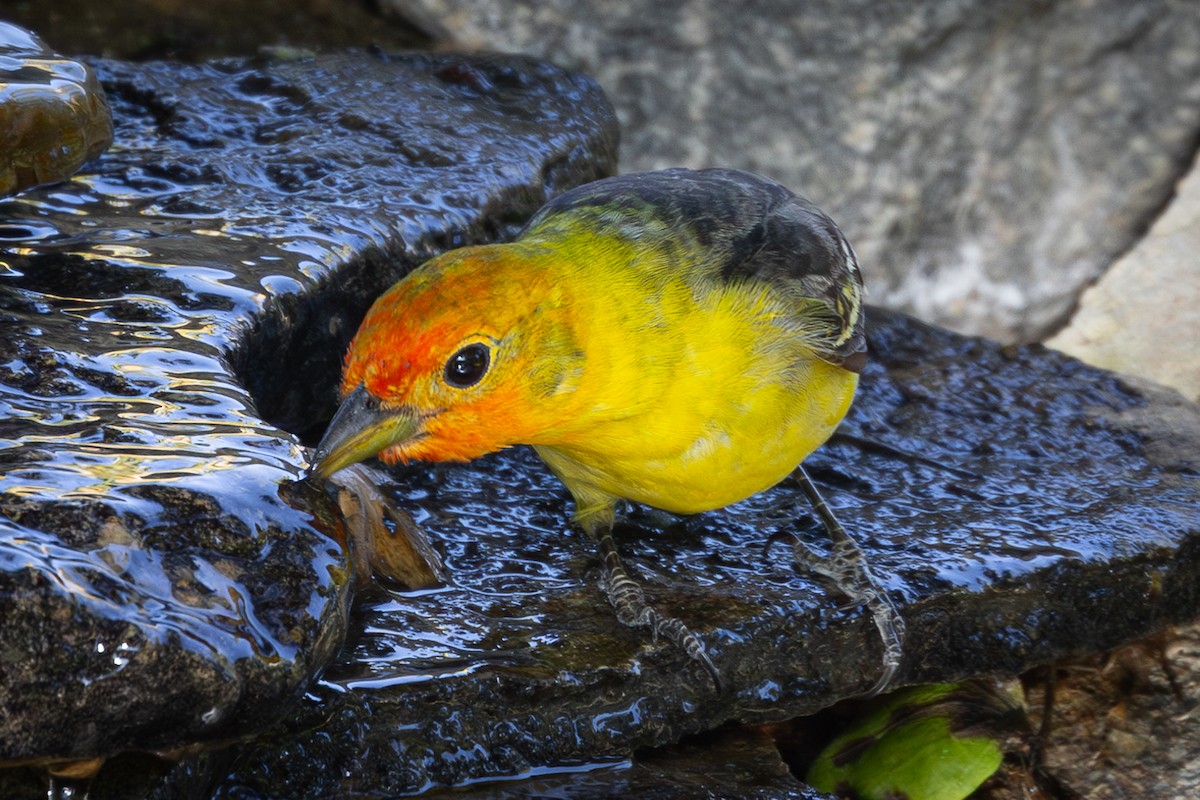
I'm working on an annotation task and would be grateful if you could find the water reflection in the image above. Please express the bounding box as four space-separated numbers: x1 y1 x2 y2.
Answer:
0 117 350 769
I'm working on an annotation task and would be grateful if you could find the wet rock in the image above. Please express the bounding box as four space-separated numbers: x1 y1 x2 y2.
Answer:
391 0 1200 341
0 47 617 771
0 22 113 197
204 308 1200 797
418 726 832 799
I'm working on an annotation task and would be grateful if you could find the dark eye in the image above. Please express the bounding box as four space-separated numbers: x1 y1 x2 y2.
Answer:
443 342 491 388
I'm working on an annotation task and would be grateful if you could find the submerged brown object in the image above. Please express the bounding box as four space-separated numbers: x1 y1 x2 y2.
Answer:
330 464 446 589
0 22 112 197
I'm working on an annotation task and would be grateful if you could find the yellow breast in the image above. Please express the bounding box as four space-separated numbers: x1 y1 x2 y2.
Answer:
530 254 858 523
536 361 856 517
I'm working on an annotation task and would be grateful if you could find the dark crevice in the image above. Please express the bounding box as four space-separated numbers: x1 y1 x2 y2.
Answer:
227 243 417 444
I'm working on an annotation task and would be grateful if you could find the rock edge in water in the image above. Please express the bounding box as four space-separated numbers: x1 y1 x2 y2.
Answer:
0 22 113 197
0 48 617 765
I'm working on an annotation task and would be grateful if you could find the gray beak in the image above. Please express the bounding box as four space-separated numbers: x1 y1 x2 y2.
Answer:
308 386 422 481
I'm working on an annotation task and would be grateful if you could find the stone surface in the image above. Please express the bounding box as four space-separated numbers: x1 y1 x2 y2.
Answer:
1027 630 1200 800
0 22 113 197
392 0 1200 341
1037 150 1200 800
1048 156 1200 402
0 48 617 767
417 726 833 799
199 308 1200 798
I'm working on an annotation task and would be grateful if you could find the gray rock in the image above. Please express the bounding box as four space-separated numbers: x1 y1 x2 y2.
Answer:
0 22 112 197
205 308 1200 798
0 49 616 767
391 0 1200 341
1049 157 1200 403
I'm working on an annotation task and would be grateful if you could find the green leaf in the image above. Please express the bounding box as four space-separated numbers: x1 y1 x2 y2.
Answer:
806 681 1023 800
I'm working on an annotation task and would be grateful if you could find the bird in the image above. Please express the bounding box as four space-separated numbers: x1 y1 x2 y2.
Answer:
309 167 903 692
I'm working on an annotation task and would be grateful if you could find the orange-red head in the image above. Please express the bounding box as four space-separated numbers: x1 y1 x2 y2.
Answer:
309 243 583 479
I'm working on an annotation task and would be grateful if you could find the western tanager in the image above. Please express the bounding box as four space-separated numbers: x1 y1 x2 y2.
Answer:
310 168 903 691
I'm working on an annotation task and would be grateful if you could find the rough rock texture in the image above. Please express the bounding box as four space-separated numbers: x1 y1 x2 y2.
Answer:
1049 155 1200 402
0 22 112 197
1029 630 1200 800
1041 150 1200 800
0 49 617 766
417 726 835 800
200 308 1200 798
392 0 1200 341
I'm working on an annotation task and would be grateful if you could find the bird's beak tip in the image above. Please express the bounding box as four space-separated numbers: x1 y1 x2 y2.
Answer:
303 455 332 482
305 386 421 482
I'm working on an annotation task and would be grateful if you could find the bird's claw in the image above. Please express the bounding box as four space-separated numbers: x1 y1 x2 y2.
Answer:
788 467 907 695
866 609 906 696
650 613 723 692
790 532 905 695
597 531 722 691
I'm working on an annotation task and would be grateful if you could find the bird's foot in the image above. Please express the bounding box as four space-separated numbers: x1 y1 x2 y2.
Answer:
792 534 906 695
790 467 906 696
596 531 722 690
